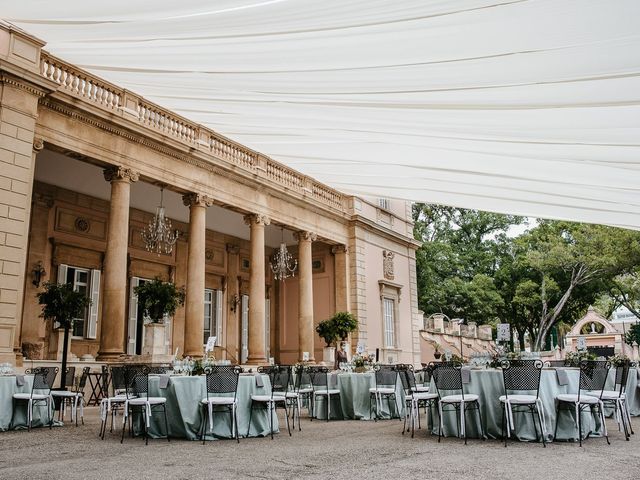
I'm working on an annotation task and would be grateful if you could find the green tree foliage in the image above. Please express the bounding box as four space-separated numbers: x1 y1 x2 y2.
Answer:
134 278 185 323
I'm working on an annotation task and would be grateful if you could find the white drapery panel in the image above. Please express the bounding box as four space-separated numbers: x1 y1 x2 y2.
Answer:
5 0 640 228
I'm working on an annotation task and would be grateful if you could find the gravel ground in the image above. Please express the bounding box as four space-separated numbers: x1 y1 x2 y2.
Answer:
1 408 639 480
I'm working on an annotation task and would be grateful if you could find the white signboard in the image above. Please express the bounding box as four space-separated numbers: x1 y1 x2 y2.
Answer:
356 342 365 355
205 336 217 353
577 336 587 351
302 351 310 361
497 323 511 342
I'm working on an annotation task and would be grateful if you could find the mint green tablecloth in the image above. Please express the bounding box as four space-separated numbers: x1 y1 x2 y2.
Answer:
0 375 54 431
428 368 606 441
142 374 278 440
313 372 405 420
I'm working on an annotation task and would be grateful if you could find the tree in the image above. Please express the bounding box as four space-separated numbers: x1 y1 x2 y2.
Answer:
37 282 91 390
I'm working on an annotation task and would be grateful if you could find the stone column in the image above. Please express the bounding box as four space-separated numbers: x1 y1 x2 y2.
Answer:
244 214 270 365
332 245 350 312
98 166 138 359
296 231 317 362
182 193 213 357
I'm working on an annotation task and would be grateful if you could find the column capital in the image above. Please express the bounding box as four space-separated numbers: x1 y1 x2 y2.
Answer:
331 244 348 255
243 213 270 227
103 166 139 183
182 192 214 207
294 231 317 242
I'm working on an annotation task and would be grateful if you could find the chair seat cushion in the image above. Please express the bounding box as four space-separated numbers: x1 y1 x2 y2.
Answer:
556 393 599 404
13 393 50 400
201 396 236 405
51 390 81 398
314 389 340 396
440 394 479 403
413 386 430 392
251 394 286 402
499 394 538 404
584 390 624 401
128 397 166 406
368 387 395 395
409 392 438 401
297 387 313 394
273 391 298 399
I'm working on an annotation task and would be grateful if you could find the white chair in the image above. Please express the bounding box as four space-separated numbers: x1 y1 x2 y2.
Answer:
248 365 291 439
51 366 89 426
584 360 633 440
432 362 484 445
397 365 438 437
369 364 401 421
200 365 241 443
121 365 169 445
554 360 611 447
99 365 134 439
308 366 340 422
498 359 546 447
11 367 57 431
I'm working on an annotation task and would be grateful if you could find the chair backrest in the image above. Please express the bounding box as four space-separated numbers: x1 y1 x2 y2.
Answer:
38 366 59 390
307 365 330 390
394 364 413 395
101 364 110 394
374 364 397 389
110 365 127 395
614 360 631 397
431 361 463 396
77 366 90 392
578 360 611 400
26 366 58 396
149 365 169 374
293 364 312 392
63 367 76 389
258 365 290 398
128 365 151 399
416 367 431 385
544 360 566 368
502 359 543 399
204 365 241 400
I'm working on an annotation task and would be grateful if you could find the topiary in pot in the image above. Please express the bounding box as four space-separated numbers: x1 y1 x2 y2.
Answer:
315 319 338 347
134 277 185 323
331 311 358 341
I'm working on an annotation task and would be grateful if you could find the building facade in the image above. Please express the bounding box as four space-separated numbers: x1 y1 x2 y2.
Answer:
0 24 422 367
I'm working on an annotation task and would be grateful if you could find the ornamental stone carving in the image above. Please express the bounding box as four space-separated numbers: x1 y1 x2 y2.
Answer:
103 166 139 183
383 250 395 280
294 231 317 242
226 243 240 255
33 138 44 152
243 213 270 226
331 244 348 255
182 192 214 207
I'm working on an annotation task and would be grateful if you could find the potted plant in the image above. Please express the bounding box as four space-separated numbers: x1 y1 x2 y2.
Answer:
316 319 339 365
433 342 442 360
331 311 358 341
37 282 91 390
134 278 185 356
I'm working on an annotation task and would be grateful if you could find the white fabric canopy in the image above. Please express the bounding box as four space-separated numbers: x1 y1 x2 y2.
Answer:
5 0 640 229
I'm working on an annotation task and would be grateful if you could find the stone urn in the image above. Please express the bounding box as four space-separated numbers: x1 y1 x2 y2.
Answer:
323 346 336 366
142 322 167 356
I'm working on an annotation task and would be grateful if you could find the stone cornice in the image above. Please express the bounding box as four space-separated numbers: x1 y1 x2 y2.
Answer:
350 215 421 250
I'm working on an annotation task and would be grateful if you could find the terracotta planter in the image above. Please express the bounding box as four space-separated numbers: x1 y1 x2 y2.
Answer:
434 352 442 360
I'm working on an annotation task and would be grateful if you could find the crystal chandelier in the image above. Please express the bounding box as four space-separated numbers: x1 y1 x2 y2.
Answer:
270 227 297 281
141 187 179 255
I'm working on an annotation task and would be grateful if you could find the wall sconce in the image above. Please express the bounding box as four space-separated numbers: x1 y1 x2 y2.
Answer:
229 294 240 313
32 261 46 287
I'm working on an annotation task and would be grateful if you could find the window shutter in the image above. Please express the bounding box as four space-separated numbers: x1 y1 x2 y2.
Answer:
127 277 140 355
215 289 223 346
87 269 100 339
57 264 68 285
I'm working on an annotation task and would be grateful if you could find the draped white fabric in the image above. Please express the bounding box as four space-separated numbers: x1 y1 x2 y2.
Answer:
5 0 640 228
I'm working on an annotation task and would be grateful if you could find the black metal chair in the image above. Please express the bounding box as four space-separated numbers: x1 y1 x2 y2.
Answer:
308 365 340 422
99 365 133 439
584 360 633 440
51 366 89 426
292 364 313 426
247 365 291 439
431 361 484 444
121 365 169 445
11 366 58 430
199 365 242 443
369 364 401 421
499 359 546 447
554 360 611 447
396 364 438 437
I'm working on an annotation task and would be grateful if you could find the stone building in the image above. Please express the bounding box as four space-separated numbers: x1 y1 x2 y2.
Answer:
0 23 422 366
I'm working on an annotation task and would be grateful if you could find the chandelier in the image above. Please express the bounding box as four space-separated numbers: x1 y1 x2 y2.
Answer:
270 227 297 281
141 187 179 255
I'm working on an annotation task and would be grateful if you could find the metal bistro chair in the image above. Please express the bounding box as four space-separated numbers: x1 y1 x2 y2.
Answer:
292 364 314 426
499 359 546 447
585 360 634 441
199 365 242 444
396 364 438 438
369 364 401 421
554 360 611 447
431 361 484 445
121 365 169 445
51 366 90 426
308 366 340 422
248 365 291 439
99 365 134 439
11 366 58 430
276 365 302 432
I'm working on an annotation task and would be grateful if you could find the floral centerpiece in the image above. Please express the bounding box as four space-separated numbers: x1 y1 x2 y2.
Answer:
352 353 375 372
607 353 632 367
564 350 597 367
